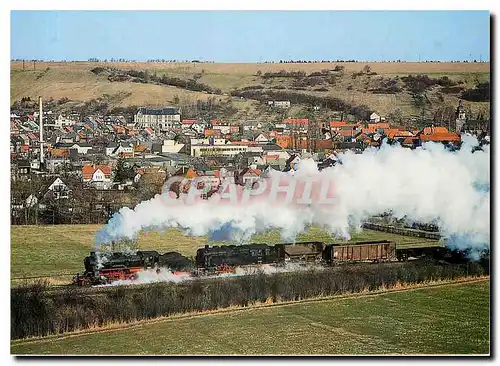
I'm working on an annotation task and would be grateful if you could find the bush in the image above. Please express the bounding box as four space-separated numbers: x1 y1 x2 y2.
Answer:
461 82 490 102
441 86 463 94
90 67 106 75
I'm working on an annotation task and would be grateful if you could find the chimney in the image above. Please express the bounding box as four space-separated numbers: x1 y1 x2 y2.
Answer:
39 96 44 165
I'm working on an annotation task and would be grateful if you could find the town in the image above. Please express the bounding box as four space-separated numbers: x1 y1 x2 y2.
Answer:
10 96 489 225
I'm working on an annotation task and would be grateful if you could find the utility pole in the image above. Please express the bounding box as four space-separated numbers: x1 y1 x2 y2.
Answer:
39 96 44 168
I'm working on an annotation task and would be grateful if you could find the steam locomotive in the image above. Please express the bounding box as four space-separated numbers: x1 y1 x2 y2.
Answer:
73 240 479 286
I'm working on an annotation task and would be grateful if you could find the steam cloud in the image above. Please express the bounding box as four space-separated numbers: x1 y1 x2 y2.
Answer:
101 263 327 287
96 136 490 254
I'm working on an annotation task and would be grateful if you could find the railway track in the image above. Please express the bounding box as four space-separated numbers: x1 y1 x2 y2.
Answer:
12 258 448 298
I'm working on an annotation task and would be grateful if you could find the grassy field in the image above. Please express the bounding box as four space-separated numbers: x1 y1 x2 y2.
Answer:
10 224 438 280
11 279 490 355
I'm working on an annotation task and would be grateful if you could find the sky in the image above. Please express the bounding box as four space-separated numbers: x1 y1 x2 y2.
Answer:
10 10 490 62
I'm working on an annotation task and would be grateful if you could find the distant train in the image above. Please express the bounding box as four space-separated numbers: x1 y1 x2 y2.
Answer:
73 240 482 286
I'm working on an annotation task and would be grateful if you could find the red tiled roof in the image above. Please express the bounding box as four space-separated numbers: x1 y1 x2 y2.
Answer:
82 164 112 180
329 121 353 128
368 123 390 130
185 168 198 179
265 154 280 160
26 132 38 141
50 149 69 158
420 133 460 142
182 120 196 125
336 130 356 137
391 130 413 138
402 137 419 145
246 168 262 176
422 126 450 135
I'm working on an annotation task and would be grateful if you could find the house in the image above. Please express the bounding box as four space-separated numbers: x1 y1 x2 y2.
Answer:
67 142 93 154
211 121 231 135
330 121 359 132
236 168 262 186
49 149 69 159
11 120 20 135
134 144 149 155
268 100 291 109
105 142 118 156
239 152 266 167
283 155 301 172
134 166 167 184
275 135 291 149
162 139 186 154
110 143 134 158
370 113 381 123
25 194 38 208
285 118 309 129
191 121 206 135
191 143 248 157
332 129 358 142
261 143 285 156
181 120 196 129
229 125 240 134
367 122 390 131
44 177 71 200
16 160 31 176
418 126 460 143
134 107 181 130
204 129 222 138
191 138 226 146
55 114 78 127
82 164 113 189
253 133 269 144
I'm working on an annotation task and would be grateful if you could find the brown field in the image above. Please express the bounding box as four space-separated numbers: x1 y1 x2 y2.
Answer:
10 61 490 74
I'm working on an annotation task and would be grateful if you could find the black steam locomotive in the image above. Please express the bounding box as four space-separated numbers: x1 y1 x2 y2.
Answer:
73 240 481 286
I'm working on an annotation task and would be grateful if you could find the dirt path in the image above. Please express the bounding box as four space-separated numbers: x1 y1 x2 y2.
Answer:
11 276 489 347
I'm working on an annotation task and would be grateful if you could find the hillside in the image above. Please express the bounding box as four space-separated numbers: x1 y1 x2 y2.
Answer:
10 61 490 125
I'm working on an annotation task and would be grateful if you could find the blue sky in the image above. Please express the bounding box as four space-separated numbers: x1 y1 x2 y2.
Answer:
10 11 490 62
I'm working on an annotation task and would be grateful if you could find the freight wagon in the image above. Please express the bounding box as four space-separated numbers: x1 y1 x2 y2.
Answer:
323 241 396 263
275 242 325 262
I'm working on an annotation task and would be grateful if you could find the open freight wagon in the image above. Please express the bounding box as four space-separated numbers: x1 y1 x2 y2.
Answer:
323 240 397 263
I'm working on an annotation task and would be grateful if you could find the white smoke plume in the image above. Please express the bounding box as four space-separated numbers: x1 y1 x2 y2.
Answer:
96 268 193 287
95 137 490 254
100 263 326 287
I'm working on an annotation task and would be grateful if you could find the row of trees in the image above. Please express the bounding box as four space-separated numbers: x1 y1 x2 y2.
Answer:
230 88 373 121
99 67 223 95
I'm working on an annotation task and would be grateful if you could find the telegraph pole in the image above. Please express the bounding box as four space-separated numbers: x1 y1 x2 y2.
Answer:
39 96 44 169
